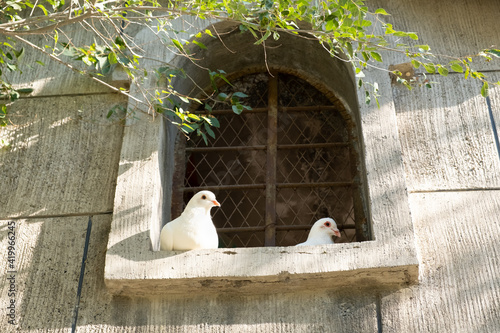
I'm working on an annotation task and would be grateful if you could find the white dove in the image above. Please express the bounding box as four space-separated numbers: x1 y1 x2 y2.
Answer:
160 190 220 251
296 218 341 246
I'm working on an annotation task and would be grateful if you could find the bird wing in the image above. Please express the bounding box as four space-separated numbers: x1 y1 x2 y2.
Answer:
160 220 175 251
202 221 219 249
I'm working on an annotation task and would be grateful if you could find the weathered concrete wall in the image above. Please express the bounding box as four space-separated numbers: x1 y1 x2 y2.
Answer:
1 1 500 332
373 1 500 332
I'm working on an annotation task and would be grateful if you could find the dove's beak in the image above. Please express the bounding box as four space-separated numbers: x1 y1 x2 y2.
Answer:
333 229 341 238
212 200 221 207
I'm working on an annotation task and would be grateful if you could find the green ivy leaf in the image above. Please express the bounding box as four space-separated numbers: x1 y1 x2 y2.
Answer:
204 122 216 139
37 4 48 15
217 92 228 101
370 51 382 62
232 104 244 114
181 122 197 133
451 63 464 73
115 36 126 49
233 92 248 98
10 91 20 101
471 71 485 79
199 130 208 146
179 95 190 103
0 105 7 127
108 52 117 65
202 116 220 128
423 62 436 74
255 30 272 45
345 42 353 58
17 88 34 93
205 29 214 38
411 59 421 69
481 81 489 97
485 49 500 58
188 113 201 121
437 66 449 76
415 44 430 52
408 33 418 40
325 19 338 31
0 105 7 117
192 40 207 49
374 8 389 15
172 39 184 52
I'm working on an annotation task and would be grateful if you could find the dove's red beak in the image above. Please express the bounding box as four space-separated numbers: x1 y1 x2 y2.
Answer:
333 229 341 238
212 200 221 207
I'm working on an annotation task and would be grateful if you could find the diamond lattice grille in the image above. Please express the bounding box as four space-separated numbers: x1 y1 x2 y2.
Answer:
175 73 367 247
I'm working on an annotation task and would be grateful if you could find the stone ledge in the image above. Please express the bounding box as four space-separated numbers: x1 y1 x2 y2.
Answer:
105 242 418 296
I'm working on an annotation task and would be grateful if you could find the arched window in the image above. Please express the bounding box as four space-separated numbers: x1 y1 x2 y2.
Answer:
171 72 369 247
105 23 418 296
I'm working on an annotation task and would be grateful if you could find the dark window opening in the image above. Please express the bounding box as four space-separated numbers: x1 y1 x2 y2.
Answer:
171 72 369 247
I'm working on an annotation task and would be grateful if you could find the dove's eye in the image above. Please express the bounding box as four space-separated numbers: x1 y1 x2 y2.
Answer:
201 195 207 200
324 222 331 227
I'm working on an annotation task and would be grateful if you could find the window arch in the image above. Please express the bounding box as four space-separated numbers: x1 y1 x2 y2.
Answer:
171 72 369 247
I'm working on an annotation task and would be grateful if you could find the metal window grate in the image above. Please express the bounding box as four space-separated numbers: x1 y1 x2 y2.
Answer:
172 72 368 247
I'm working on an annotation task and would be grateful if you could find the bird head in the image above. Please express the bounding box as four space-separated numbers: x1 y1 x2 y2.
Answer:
314 217 341 238
186 190 221 213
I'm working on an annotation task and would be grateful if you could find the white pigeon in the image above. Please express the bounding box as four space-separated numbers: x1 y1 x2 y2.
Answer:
160 190 220 251
296 217 341 246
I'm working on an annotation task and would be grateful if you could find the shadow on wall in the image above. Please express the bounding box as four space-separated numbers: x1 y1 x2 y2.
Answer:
13 191 500 331
0 93 127 219
392 75 500 191
379 190 500 332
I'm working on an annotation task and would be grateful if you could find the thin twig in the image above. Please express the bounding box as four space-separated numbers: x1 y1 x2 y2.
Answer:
0 10 96 35
262 38 272 76
212 24 236 54
13 35 149 111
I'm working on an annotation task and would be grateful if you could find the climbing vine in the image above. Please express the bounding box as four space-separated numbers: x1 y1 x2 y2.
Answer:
0 0 498 141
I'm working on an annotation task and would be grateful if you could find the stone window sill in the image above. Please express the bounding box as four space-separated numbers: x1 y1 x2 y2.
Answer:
105 239 417 296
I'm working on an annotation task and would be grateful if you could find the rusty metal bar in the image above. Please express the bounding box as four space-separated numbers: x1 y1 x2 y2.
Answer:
277 181 354 188
185 145 267 152
279 105 338 112
195 105 337 115
275 224 356 231
183 184 266 192
216 224 356 233
182 181 355 192
278 142 349 149
195 107 269 115
265 73 278 246
217 226 265 233
185 142 348 153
